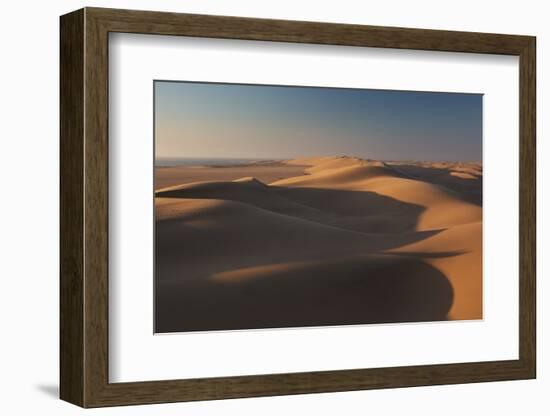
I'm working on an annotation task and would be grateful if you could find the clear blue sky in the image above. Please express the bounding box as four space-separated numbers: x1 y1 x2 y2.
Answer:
155 81 482 161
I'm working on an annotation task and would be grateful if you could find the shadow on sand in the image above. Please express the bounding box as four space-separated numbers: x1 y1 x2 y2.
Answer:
155 183 461 333
389 163 482 206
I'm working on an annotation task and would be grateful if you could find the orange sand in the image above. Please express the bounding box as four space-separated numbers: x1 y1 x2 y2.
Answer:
155 156 482 332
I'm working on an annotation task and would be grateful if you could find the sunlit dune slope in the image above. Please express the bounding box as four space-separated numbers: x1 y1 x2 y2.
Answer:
155 155 483 332
155 197 454 332
273 159 481 230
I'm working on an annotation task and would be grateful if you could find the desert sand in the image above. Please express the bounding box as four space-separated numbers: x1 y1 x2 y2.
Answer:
154 156 482 333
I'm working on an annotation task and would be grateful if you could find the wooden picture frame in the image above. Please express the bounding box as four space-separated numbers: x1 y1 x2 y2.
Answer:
60 7 536 408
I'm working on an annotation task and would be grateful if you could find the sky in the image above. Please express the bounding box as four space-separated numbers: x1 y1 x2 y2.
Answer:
155 81 482 162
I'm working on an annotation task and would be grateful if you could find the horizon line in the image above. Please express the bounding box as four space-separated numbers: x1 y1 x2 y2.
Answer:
154 155 483 163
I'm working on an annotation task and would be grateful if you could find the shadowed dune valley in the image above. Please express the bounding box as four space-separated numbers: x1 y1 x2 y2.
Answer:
154 156 483 333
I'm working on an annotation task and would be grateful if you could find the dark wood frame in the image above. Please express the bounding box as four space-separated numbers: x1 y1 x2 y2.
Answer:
60 7 536 408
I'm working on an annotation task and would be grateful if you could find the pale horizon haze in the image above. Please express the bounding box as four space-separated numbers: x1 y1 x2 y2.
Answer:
155 80 483 162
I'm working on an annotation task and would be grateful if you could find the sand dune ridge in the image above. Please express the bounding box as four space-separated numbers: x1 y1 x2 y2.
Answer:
155 155 482 332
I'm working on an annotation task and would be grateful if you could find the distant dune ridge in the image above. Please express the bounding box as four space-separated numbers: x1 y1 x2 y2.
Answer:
154 156 482 333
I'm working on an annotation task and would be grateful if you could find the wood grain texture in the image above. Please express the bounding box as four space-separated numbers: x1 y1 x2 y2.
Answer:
59 7 537 408
83 10 110 406
89 7 532 54
518 38 536 375
59 8 84 407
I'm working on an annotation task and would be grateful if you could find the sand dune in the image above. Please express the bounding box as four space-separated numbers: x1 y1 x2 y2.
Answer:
155 155 483 332
155 161 305 190
450 171 477 180
386 161 482 205
273 163 403 188
272 161 481 230
390 221 482 320
302 156 365 174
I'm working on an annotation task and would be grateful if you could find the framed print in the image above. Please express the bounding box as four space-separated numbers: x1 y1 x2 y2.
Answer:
60 7 536 408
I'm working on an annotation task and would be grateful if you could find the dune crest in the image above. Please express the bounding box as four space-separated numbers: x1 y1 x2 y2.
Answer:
450 171 477 180
272 159 481 230
155 155 483 332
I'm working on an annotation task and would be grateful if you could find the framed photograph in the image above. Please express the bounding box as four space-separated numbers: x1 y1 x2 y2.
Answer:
60 7 536 408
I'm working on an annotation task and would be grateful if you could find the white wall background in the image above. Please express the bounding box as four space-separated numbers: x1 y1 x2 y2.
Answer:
0 0 545 414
